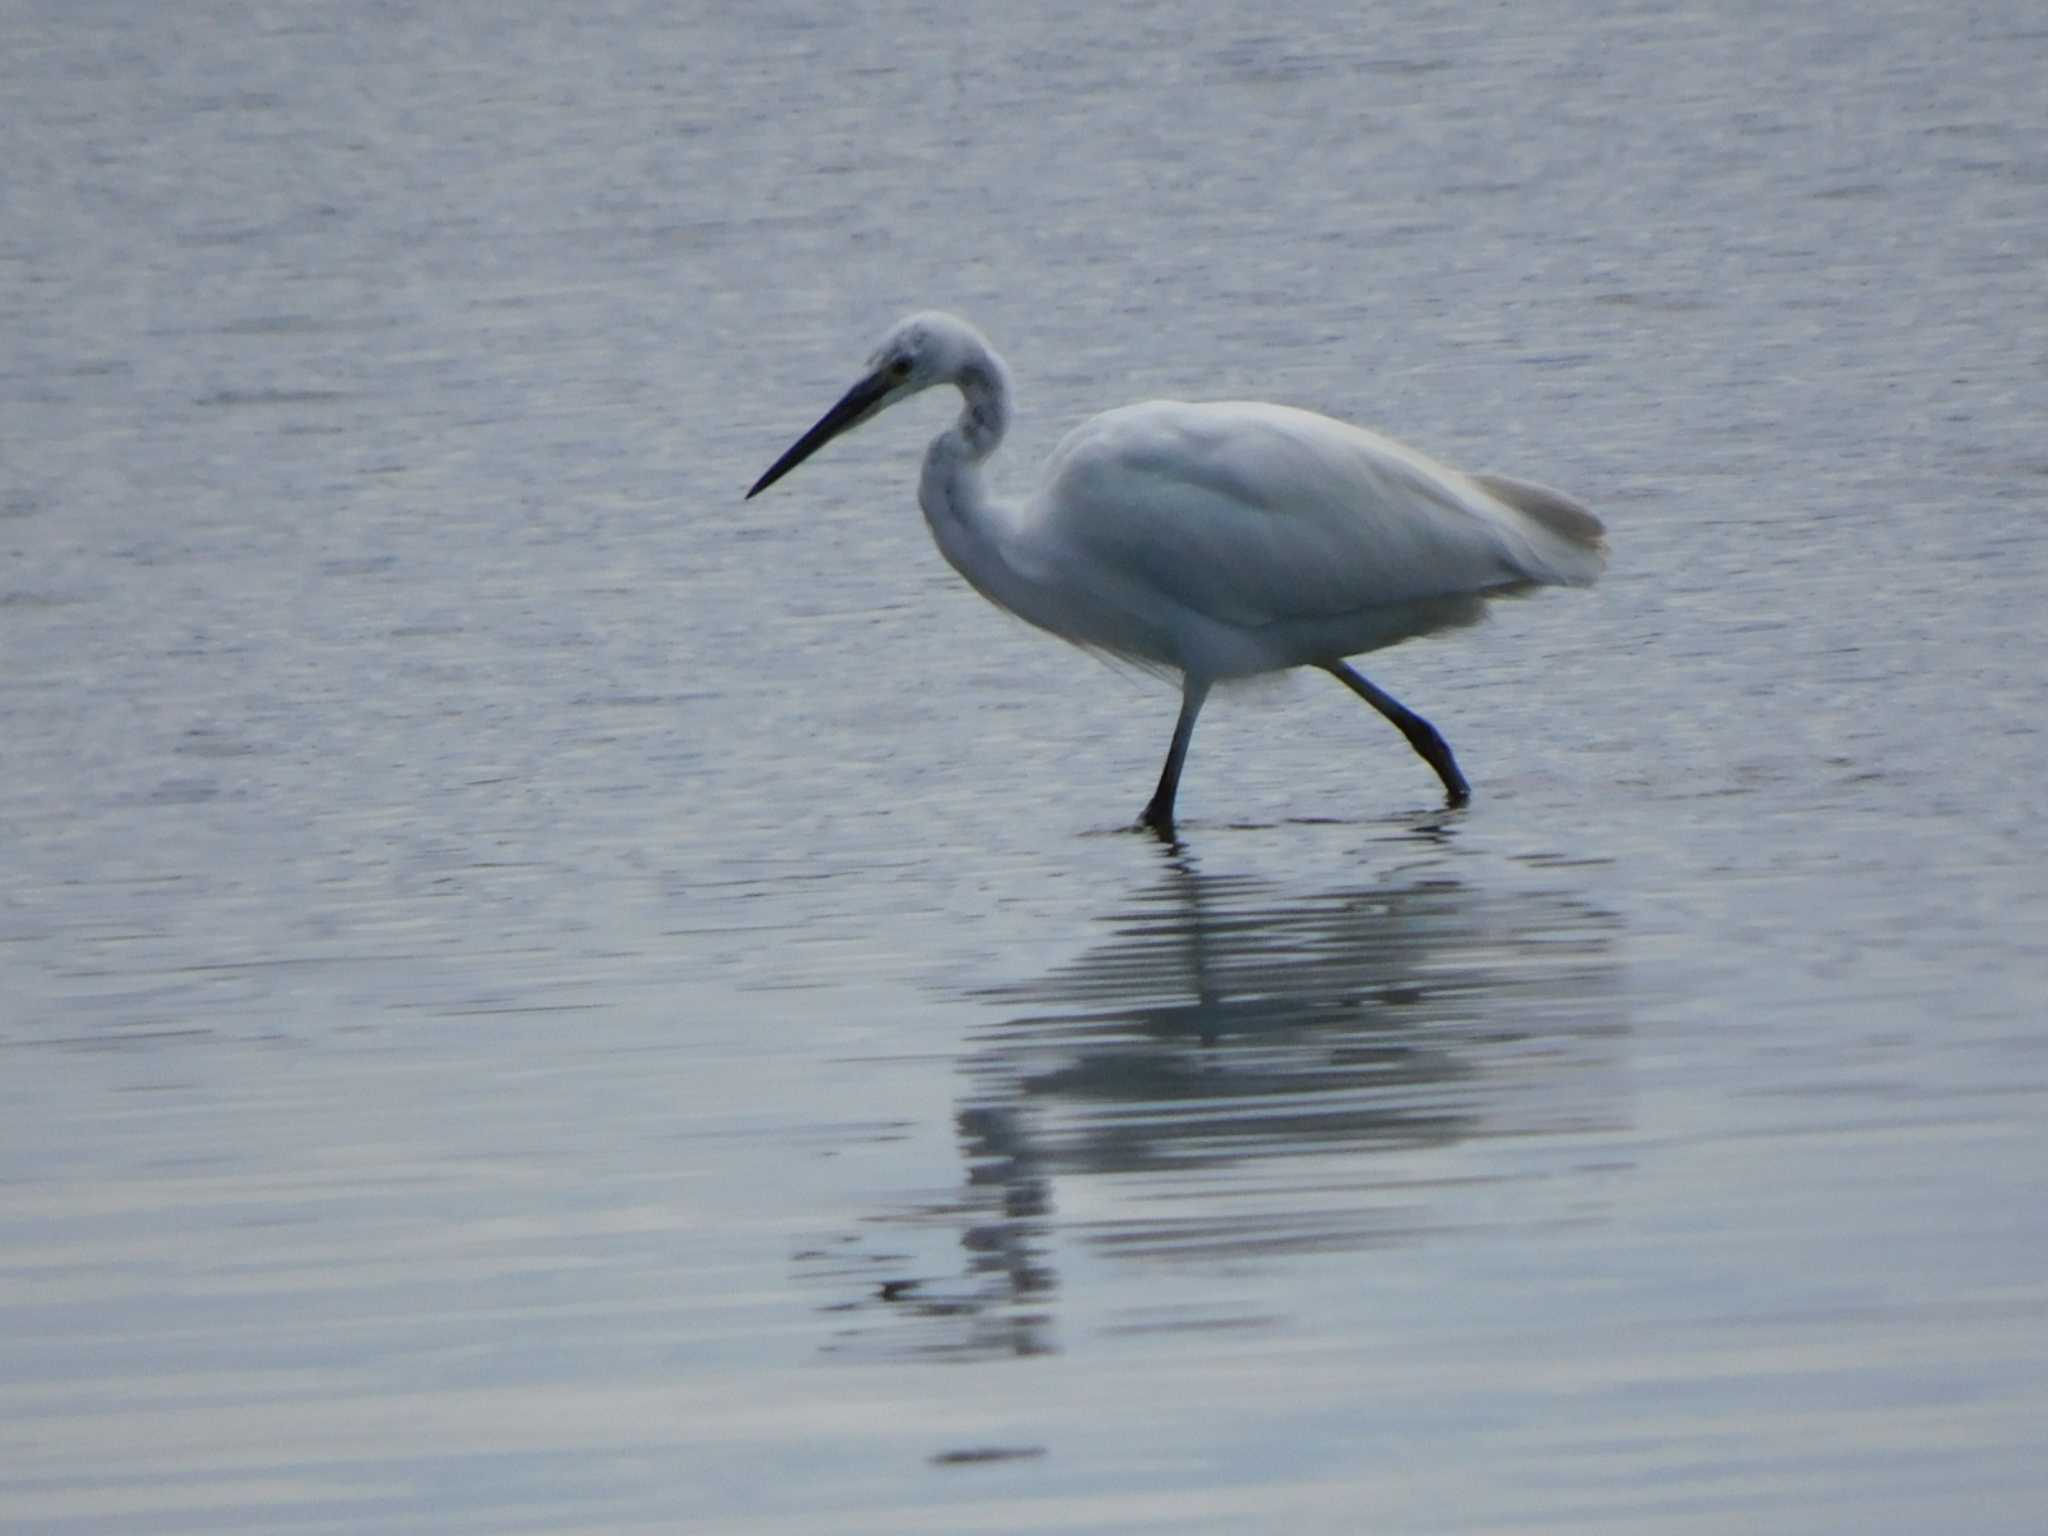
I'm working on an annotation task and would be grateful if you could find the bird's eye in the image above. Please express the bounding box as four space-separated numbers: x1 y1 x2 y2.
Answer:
890 358 912 379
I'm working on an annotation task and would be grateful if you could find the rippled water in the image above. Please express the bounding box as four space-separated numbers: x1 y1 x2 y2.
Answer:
4 1 2045 1530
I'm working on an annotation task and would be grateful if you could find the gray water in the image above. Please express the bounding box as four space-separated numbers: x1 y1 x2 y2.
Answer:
4 1 2045 1530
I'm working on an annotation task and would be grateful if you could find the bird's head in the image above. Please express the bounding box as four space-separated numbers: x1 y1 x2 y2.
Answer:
746 311 994 499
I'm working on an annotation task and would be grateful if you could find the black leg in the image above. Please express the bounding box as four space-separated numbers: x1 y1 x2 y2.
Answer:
1139 676 1211 836
1322 661 1471 806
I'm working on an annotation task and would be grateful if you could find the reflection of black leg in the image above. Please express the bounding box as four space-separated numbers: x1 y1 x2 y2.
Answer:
1322 660 1471 806
1140 676 1212 836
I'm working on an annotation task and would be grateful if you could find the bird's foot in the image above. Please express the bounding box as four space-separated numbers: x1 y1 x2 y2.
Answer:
1135 799 1178 841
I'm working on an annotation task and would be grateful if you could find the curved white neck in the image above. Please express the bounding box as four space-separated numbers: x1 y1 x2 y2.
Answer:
918 349 1012 537
918 354 1036 618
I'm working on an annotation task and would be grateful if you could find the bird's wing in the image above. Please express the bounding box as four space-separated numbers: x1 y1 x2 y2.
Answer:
1035 401 1599 631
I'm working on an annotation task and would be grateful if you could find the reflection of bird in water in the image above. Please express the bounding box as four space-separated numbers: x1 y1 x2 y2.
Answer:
748 311 1606 834
804 856 1624 1361
968 861 1623 1182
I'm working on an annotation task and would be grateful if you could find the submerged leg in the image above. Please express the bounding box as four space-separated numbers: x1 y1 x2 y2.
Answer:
1139 675 1212 836
1322 660 1471 806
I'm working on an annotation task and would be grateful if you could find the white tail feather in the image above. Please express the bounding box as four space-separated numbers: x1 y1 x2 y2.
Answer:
1470 471 1607 584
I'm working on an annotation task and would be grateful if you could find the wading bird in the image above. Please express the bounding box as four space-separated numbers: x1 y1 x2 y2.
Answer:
747 312 1605 836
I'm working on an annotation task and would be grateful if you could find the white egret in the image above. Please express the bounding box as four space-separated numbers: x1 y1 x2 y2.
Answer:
747 312 1605 835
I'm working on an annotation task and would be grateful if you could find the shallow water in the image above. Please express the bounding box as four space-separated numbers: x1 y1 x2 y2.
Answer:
4 1 2046 1530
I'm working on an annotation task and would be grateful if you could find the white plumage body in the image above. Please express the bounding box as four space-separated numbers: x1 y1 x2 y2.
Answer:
997 399 1603 681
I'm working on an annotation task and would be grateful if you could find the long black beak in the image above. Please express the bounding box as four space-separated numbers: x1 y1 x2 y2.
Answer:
746 368 894 499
